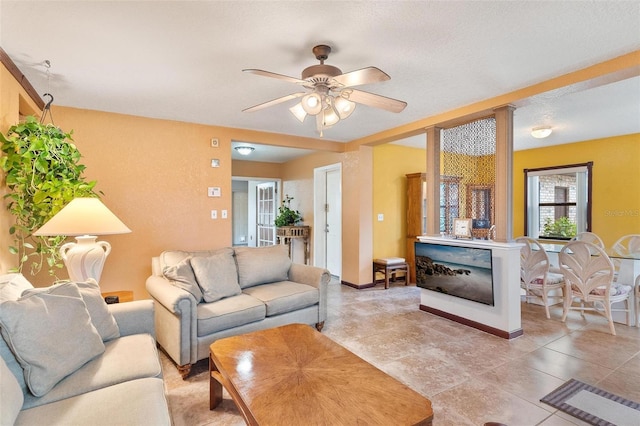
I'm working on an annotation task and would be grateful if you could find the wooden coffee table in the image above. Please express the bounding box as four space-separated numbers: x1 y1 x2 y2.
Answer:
209 323 433 425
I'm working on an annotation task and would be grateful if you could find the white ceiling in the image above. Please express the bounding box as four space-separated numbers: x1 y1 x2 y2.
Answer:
1 1 639 163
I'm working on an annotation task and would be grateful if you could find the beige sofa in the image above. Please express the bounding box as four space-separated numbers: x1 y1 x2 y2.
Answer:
146 244 330 378
0 275 171 426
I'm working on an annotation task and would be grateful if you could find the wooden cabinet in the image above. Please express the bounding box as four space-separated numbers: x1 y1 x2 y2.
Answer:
406 173 426 283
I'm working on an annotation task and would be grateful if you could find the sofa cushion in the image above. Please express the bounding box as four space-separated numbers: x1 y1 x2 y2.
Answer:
163 256 204 302
21 333 162 409
191 249 242 303
235 245 292 289
197 294 266 336
0 273 33 302
242 281 319 317
75 279 121 341
16 377 171 426
0 356 23 426
0 283 105 397
19 281 120 342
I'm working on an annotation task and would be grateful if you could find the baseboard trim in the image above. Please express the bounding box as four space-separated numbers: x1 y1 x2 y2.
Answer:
341 280 376 289
419 304 523 340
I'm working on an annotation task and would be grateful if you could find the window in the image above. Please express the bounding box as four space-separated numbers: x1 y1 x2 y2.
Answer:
524 162 592 239
440 175 461 233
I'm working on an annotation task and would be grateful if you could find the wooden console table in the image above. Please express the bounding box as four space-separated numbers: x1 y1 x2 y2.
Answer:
276 225 310 264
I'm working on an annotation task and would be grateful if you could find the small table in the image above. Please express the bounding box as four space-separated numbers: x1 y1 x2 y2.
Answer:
209 324 433 425
373 258 410 289
100 290 133 303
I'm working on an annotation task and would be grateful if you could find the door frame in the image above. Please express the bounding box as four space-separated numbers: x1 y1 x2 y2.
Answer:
313 163 342 277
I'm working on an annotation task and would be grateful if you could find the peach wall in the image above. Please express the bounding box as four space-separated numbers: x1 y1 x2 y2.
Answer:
232 160 282 179
47 106 233 297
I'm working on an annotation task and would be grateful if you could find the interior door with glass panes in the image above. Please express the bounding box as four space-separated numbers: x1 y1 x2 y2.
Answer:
256 182 276 246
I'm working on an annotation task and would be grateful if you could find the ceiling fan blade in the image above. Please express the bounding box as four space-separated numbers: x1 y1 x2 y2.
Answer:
332 67 390 87
243 69 308 85
242 92 306 113
347 89 407 113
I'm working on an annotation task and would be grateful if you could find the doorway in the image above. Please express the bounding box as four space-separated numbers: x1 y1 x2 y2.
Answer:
314 163 342 278
232 177 280 247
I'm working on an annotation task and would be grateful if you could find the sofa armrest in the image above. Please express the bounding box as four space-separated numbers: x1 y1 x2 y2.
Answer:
109 300 155 338
288 263 331 289
289 263 331 324
145 274 198 367
146 275 194 314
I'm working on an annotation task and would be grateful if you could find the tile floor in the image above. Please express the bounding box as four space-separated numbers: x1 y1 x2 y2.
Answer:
162 280 640 425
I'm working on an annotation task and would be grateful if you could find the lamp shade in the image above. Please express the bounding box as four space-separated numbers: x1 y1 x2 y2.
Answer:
34 198 131 236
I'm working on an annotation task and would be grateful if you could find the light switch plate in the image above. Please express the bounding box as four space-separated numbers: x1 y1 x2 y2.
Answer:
221 209 228 219
211 210 217 219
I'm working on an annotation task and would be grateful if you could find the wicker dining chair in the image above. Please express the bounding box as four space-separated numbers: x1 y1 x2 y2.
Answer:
516 237 565 319
558 240 633 335
611 234 640 327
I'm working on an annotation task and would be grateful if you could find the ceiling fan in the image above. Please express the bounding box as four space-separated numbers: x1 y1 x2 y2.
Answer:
243 45 407 136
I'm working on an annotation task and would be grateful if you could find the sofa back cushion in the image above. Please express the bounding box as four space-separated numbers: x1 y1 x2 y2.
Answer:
0 283 105 397
160 249 232 303
190 249 242 302
235 245 292 289
0 273 33 302
162 257 203 302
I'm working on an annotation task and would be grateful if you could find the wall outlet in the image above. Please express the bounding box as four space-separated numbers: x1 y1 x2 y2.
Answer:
210 210 217 219
377 213 384 221
221 209 228 219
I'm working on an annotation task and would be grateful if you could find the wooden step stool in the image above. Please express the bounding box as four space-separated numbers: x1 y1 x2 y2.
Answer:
373 258 410 289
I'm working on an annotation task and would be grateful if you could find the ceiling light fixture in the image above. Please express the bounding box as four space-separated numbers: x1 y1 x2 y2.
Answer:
235 146 255 156
531 126 553 139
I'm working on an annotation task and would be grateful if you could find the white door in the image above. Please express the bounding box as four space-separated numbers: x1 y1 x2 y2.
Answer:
256 182 276 246
314 164 342 277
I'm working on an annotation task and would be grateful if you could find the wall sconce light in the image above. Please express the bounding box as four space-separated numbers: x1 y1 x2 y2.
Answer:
531 126 552 139
234 146 255 156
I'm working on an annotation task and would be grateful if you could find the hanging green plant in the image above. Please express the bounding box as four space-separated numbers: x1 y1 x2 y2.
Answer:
275 195 303 227
0 115 100 277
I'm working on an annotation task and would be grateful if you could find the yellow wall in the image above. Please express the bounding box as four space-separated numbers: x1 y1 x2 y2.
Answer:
513 133 640 247
372 144 426 259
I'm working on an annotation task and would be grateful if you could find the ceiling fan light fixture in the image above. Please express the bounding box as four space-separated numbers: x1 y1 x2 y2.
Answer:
289 102 307 123
234 146 255 156
301 93 322 115
531 126 552 138
323 109 340 127
334 95 355 120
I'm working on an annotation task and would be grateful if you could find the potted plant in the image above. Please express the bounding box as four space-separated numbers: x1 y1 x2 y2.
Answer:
0 116 100 277
275 195 303 227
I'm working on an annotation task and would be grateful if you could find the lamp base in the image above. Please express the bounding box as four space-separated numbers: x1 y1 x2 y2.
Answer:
60 235 111 282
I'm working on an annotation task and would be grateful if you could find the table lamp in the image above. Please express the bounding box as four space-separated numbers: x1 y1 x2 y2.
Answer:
34 198 131 282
